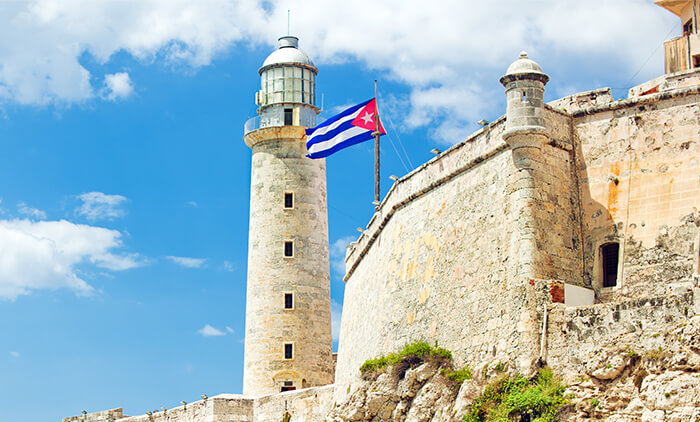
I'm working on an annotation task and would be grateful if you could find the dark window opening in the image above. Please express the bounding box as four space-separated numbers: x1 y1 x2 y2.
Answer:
284 192 294 209
284 108 293 126
284 343 293 359
284 381 293 386
683 19 693 35
601 243 619 287
281 386 296 392
284 293 293 309
693 55 700 69
284 241 293 257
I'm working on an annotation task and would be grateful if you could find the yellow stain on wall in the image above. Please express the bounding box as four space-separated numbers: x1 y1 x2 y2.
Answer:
406 309 416 324
418 286 431 304
424 256 435 282
430 200 447 219
607 162 621 218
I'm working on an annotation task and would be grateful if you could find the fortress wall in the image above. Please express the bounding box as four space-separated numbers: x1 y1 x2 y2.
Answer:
253 385 334 422
573 87 700 297
335 117 576 402
546 291 695 378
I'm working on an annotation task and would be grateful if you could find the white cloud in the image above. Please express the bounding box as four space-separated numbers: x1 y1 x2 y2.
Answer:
198 324 225 337
17 202 47 220
222 260 235 272
9 351 20 358
185 201 198 207
0 219 143 300
225 326 234 334
76 192 128 221
331 300 342 342
330 236 355 279
166 256 206 268
0 1 678 141
103 72 134 101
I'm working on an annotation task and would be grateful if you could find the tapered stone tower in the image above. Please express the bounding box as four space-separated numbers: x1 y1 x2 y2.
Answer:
242 36 334 396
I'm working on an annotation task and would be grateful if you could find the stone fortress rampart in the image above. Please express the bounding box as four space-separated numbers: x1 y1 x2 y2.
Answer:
64 2 700 419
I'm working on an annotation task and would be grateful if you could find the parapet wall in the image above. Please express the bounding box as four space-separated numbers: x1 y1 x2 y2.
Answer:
64 386 334 422
547 291 697 377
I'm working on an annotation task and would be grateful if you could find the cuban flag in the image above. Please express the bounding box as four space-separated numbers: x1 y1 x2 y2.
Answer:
306 98 386 159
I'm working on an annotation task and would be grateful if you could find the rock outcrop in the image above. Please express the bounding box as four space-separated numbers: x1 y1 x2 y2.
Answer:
327 316 700 421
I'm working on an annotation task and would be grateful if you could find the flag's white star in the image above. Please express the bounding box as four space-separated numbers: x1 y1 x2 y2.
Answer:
360 111 374 126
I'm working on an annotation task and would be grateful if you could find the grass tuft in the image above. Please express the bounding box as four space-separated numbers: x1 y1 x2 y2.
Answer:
464 367 567 422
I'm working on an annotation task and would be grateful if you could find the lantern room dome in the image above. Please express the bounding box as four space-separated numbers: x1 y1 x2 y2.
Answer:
260 36 316 74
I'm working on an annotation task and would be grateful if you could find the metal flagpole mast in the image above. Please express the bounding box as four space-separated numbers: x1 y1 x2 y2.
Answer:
373 80 380 208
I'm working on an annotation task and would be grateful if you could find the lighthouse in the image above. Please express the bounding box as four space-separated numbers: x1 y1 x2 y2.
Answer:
242 36 334 396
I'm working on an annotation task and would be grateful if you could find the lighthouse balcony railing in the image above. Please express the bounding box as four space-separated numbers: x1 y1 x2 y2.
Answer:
243 110 324 135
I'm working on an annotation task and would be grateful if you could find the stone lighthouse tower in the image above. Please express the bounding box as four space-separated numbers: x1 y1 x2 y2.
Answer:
242 36 334 396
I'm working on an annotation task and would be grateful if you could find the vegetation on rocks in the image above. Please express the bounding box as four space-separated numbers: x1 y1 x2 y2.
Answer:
359 341 452 378
464 367 567 422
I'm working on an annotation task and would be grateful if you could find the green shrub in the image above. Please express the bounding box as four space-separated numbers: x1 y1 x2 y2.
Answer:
589 397 599 408
444 366 473 384
359 341 453 376
464 367 567 422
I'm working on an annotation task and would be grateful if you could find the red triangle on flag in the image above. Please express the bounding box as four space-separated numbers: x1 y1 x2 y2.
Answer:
350 98 386 134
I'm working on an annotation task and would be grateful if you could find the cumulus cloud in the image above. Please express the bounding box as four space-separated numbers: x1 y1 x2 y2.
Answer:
198 324 225 337
17 202 46 220
331 300 342 342
0 219 143 300
76 192 128 221
166 256 206 268
0 0 678 142
330 236 355 279
103 72 134 100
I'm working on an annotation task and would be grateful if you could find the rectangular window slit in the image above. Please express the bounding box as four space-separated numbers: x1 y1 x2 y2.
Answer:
284 343 293 359
284 293 293 309
284 241 294 257
602 243 619 288
284 108 293 126
284 192 294 209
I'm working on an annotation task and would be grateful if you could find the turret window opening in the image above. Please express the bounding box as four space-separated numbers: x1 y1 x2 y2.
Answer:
601 243 620 288
284 343 294 359
522 91 527 103
683 19 693 34
284 293 294 309
284 108 293 126
284 240 294 258
284 192 294 209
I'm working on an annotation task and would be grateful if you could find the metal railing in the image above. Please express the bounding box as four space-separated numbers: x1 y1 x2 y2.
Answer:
244 109 325 135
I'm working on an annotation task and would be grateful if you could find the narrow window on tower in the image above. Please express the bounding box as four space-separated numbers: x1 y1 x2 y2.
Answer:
284 192 294 209
284 240 294 258
601 243 620 288
284 293 294 309
284 343 294 359
284 108 293 126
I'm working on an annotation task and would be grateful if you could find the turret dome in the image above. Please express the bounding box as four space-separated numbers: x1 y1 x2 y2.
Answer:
504 51 546 77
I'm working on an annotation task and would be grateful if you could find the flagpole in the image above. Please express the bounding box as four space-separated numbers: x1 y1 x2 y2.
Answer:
373 80 380 208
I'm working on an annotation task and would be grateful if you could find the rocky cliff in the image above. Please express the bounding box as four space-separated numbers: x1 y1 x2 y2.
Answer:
327 316 700 422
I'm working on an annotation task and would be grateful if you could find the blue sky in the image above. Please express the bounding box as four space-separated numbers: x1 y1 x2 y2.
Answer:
0 1 679 420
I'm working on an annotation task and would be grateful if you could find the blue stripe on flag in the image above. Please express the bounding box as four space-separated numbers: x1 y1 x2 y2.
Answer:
306 130 375 159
